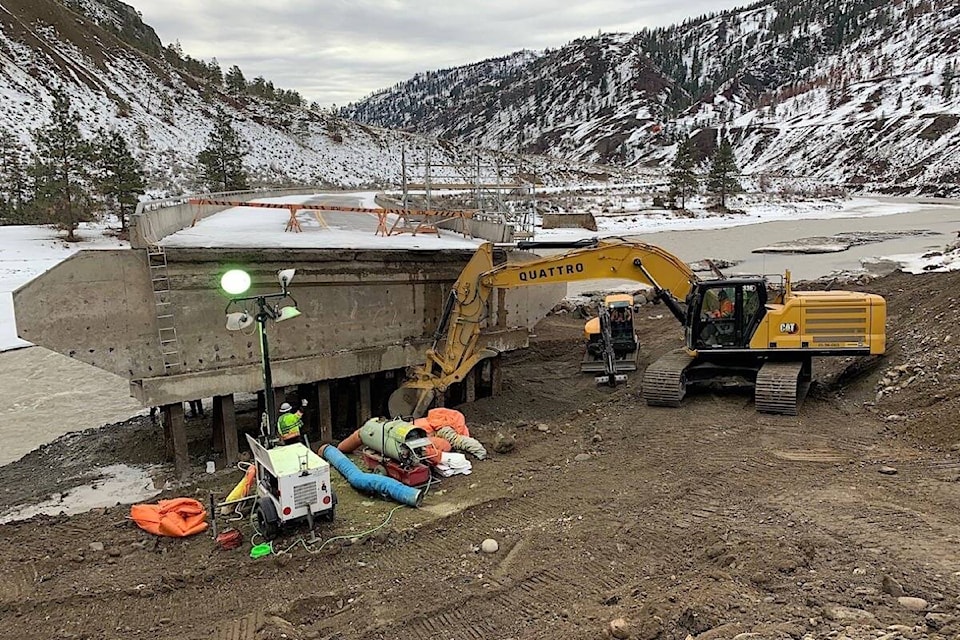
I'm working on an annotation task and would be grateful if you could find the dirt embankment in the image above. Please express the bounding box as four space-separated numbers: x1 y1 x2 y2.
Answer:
1 270 959 640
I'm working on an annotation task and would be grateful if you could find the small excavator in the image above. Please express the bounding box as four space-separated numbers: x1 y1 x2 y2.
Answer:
581 294 639 386
388 238 886 417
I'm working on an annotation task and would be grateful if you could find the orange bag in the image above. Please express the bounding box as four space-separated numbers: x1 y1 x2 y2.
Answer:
426 408 469 437
130 498 208 537
413 417 433 434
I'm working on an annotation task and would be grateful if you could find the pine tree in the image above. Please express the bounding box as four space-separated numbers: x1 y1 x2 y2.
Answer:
197 108 249 192
95 130 145 232
0 130 29 223
30 90 96 241
668 138 698 209
225 66 246 95
707 137 741 210
208 58 223 86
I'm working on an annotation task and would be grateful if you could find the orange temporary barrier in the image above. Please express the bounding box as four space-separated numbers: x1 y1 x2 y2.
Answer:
130 498 209 537
337 429 363 453
424 408 469 437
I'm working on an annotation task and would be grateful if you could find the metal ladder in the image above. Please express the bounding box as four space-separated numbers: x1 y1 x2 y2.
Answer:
147 245 181 374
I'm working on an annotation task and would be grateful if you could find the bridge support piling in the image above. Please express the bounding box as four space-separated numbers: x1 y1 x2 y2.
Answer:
358 376 372 426
465 368 477 403
298 383 319 442
318 381 333 445
212 394 239 466
162 402 189 478
491 355 503 396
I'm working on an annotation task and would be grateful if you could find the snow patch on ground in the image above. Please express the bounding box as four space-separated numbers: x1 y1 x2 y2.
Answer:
886 246 960 274
0 464 161 524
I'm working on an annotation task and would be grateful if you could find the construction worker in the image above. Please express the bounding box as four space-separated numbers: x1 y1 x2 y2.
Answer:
277 402 305 446
713 289 735 318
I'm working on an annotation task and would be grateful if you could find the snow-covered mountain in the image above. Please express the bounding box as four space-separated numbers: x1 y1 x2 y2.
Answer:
0 0 605 195
342 0 960 195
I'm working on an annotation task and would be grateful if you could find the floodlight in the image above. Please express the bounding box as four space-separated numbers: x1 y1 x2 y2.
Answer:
275 306 302 322
225 311 254 331
221 269 251 295
277 269 296 289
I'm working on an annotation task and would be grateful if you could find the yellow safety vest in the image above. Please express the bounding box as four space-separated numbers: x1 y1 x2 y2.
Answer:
277 412 302 440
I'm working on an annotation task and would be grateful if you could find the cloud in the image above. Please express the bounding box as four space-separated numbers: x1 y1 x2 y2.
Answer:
134 0 748 107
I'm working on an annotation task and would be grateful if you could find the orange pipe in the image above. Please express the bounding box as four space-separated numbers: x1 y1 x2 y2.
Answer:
337 429 363 453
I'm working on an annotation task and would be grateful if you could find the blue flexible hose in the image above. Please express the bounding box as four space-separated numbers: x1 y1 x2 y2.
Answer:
320 445 423 508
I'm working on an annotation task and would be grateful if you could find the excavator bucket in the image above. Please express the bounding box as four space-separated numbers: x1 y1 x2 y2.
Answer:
388 387 436 419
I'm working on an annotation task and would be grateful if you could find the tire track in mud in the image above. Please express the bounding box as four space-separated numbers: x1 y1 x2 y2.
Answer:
212 611 263 640
362 546 631 640
781 487 960 578
0 562 36 608
206 493 576 639
341 413 809 639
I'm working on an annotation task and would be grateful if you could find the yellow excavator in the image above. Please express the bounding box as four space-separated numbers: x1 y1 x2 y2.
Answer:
388 238 886 417
582 294 640 385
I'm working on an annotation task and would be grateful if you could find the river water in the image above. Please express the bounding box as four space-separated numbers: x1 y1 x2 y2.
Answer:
567 197 960 295
0 348 144 466
1 198 957 467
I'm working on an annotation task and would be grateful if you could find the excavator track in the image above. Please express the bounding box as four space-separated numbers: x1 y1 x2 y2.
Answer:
642 350 696 407
754 361 809 416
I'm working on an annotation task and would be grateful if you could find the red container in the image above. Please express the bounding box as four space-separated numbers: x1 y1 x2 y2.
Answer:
361 449 431 487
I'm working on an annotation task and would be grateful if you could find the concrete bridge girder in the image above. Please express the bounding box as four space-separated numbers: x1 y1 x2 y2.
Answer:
14 247 564 408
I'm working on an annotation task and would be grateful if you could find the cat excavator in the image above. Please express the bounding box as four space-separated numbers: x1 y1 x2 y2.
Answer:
387 238 886 418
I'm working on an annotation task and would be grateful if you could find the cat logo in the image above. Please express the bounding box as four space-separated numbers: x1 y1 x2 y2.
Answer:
779 322 798 334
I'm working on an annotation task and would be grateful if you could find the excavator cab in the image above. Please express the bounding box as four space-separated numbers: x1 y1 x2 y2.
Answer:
688 280 767 350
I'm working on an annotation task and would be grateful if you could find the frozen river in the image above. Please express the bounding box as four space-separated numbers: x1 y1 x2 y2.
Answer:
1 197 958 466
566 197 960 295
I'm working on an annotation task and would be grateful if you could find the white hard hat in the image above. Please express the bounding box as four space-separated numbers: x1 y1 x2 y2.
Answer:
279 402 292 413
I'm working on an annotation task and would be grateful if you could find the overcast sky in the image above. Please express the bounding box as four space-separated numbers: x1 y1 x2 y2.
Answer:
133 1 748 108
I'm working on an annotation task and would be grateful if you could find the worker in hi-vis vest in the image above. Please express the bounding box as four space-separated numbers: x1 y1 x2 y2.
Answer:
277 402 305 446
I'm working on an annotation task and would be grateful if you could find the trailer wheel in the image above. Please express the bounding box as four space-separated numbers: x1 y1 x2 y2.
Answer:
256 497 280 540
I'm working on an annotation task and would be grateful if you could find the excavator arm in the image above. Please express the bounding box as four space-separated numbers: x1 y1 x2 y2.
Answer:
388 239 699 417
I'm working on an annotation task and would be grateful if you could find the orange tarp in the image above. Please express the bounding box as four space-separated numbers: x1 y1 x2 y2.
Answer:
422 408 469 437
130 498 209 537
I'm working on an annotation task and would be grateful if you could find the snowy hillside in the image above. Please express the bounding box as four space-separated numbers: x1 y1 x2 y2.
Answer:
342 0 960 195
0 0 612 195
643 0 960 194
344 34 674 165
